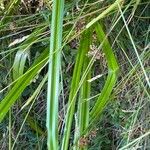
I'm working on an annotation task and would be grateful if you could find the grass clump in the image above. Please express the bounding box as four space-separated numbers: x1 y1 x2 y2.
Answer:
0 0 149 149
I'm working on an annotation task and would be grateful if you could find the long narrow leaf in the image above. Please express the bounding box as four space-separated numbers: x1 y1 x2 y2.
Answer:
0 48 49 122
46 0 64 149
86 0 124 29
90 23 119 123
78 49 91 150
61 29 92 150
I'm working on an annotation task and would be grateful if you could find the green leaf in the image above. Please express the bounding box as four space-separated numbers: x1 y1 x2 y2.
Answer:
89 23 119 123
77 43 91 150
61 28 93 150
86 0 124 29
12 26 47 80
0 48 49 122
46 0 64 149
13 49 29 80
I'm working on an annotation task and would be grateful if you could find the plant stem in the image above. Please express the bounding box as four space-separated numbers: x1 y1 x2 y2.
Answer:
46 0 64 149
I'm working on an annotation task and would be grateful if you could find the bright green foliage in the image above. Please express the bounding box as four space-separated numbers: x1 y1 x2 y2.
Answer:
46 0 64 149
77 40 91 150
90 23 119 123
61 29 93 150
0 48 49 122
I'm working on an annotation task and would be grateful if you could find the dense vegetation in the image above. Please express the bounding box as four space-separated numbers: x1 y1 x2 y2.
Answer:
0 0 149 149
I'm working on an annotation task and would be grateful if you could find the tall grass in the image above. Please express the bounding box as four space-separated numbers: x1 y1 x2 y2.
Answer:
0 0 149 149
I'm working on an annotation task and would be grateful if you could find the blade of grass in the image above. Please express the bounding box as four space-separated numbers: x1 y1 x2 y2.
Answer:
90 23 119 123
11 91 41 150
21 73 48 110
78 50 91 150
119 130 150 150
21 74 48 137
61 28 92 150
13 49 29 80
117 1 150 88
0 48 49 122
90 73 117 121
86 0 124 29
46 0 64 149
8 109 11 150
